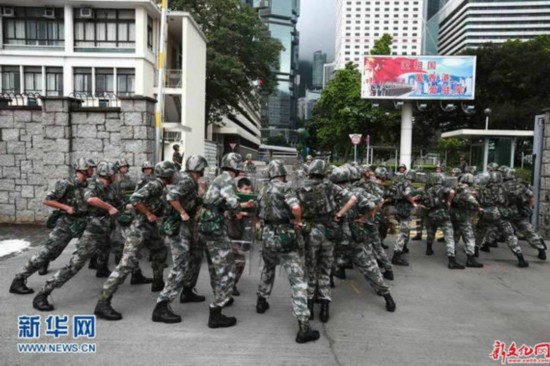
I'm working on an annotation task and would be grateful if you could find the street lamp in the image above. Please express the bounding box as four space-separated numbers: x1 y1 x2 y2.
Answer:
484 108 492 130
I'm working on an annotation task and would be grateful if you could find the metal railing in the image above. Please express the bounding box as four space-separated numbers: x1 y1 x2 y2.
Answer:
0 92 42 107
153 69 183 88
68 92 122 107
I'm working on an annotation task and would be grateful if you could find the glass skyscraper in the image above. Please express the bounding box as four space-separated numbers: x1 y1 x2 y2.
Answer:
312 50 327 90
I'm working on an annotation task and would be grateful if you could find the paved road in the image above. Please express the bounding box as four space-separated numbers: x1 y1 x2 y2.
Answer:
1 224 549 366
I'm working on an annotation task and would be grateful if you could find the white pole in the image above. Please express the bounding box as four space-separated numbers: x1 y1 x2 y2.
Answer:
485 115 489 130
354 144 357 163
510 137 516 168
399 102 413 169
483 138 489 172
155 0 168 163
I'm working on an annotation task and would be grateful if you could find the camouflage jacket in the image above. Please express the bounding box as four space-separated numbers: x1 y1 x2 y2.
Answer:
296 177 354 221
129 178 167 217
257 179 299 223
202 171 241 215
136 174 156 191
113 173 136 203
166 172 200 216
348 184 382 221
357 179 385 199
45 175 88 216
84 177 123 217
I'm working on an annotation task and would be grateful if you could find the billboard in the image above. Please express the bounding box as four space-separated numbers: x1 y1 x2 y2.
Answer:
361 56 476 100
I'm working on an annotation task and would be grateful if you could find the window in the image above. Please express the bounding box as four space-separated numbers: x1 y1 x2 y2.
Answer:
24 66 42 94
46 67 63 96
95 68 114 96
147 16 153 50
74 67 92 96
117 68 135 96
2 7 64 46
74 9 135 49
1 66 21 93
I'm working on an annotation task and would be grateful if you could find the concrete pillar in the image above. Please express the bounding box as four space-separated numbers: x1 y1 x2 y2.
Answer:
483 138 489 173
399 102 413 168
64 5 74 54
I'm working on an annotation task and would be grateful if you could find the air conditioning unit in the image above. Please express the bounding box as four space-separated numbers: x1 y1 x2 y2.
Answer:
1 7 15 17
43 8 55 19
79 8 93 18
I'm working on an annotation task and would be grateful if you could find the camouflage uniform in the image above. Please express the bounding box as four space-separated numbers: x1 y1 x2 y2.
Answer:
98 177 169 302
198 170 240 308
451 183 480 256
390 175 415 255
14 176 88 281
243 161 257 174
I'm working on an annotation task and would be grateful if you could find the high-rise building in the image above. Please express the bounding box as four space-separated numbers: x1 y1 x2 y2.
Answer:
334 0 426 70
248 0 301 144
323 61 336 88
426 0 550 55
312 50 327 89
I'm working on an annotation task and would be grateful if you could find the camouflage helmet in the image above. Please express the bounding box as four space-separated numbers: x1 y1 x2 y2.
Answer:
497 165 509 173
306 155 313 161
245 153 252 160
501 167 516 181
488 171 503 184
451 167 462 176
141 161 154 171
185 155 208 173
459 173 475 185
431 173 445 185
398 163 407 170
349 165 362 181
374 166 387 179
96 161 117 177
154 161 176 178
86 158 97 168
266 159 287 179
404 169 416 181
221 153 243 171
487 162 499 171
73 157 90 171
330 166 349 184
173 144 180 150
308 159 326 176
466 165 477 175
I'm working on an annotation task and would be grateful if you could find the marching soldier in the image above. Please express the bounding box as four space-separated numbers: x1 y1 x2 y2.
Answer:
243 154 257 174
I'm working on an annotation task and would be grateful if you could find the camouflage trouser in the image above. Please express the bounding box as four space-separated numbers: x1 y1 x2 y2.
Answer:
16 215 85 280
257 246 310 322
99 217 168 301
426 218 455 256
414 207 427 235
365 223 392 271
158 220 194 303
350 240 390 295
452 220 476 256
394 215 411 253
475 218 521 254
483 225 501 245
231 243 246 284
334 221 352 268
202 233 235 308
512 217 545 250
182 235 204 289
304 222 334 301
41 217 113 295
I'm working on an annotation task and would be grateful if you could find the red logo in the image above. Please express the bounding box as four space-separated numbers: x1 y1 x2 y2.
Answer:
490 341 550 364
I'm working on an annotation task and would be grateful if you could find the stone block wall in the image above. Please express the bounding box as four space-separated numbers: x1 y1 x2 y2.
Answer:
0 96 156 224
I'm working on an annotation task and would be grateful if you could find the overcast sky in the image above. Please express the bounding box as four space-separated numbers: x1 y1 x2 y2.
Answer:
297 0 336 62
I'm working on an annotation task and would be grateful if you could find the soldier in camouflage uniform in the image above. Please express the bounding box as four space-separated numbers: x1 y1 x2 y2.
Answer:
422 174 465 269
480 162 503 249
297 159 357 323
136 161 155 190
32 161 120 311
255 160 320 343
243 154 257 174
475 171 529 267
93 161 174 321
198 152 254 328
450 173 484 267
330 165 354 280
412 165 442 241
152 155 208 323
302 154 313 171
501 167 546 260
9 158 90 295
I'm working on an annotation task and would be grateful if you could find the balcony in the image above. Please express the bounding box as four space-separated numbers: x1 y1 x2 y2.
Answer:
154 70 183 89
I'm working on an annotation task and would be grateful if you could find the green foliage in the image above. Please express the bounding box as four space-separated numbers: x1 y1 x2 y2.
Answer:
515 167 533 184
370 34 393 55
169 0 283 123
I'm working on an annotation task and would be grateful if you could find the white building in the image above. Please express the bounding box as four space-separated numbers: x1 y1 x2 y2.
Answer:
426 0 550 55
335 0 426 70
322 61 336 88
0 0 207 159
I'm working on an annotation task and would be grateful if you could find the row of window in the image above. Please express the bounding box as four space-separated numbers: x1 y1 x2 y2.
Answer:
342 52 418 62
346 1 420 5
346 7 419 12
0 66 135 97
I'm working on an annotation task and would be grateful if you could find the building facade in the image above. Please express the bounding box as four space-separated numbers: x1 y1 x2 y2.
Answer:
323 61 336 88
312 50 327 89
335 0 426 70
426 0 550 55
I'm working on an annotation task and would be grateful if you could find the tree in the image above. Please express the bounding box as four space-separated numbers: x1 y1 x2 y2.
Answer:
169 0 283 124
370 34 393 55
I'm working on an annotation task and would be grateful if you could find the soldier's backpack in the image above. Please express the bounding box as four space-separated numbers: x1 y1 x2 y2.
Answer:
424 185 447 210
453 186 478 211
297 180 333 219
388 179 407 201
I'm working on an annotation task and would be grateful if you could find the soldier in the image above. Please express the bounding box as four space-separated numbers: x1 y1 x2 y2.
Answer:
32 161 120 311
243 154 257 174
152 155 208 323
256 160 320 344
172 144 183 171
94 161 174 320
450 173 484 267
9 158 90 295
302 155 313 171
502 167 546 260
481 163 503 249
331 165 354 280
198 152 254 328
297 159 357 323
136 161 155 190
374 166 392 247
397 163 407 176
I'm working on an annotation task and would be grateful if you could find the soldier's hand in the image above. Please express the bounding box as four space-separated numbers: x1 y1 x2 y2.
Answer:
147 213 157 222
66 207 75 215
245 200 255 209
125 204 133 210
235 212 244 220
294 220 304 230
180 212 190 222
108 207 119 216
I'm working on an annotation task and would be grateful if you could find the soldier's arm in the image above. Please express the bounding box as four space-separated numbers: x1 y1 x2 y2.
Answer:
447 189 456 208
44 181 74 214
284 188 303 229
86 197 118 216
331 183 357 220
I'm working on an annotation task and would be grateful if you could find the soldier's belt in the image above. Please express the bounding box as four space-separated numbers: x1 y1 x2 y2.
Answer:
264 219 291 225
304 215 333 222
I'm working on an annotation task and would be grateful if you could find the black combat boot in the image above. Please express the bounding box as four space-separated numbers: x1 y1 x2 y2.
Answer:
88 254 98 270
307 299 314 321
223 297 234 308
343 261 353 269
402 243 410 253
489 240 498 248
329 273 335 288
95 263 111 278
180 287 205 303
33 291 54 311
381 242 389 249
38 261 49 276
383 269 394 281
448 256 465 270
130 270 153 285
466 254 483 268
437 237 445 243
114 254 122 265
391 251 409 266
296 321 320 344
152 300 181 323
151 276 165 292
474 246 480 258
319 300 330 323
538 249 547 261
383 293 396 312
480 243 491 253
9 277 34 295
333 267 346 279
426 242 434 256
232 285 240 296
256 296 270 314
94 297 122 320
516 253 529 268
412 233 422 241
207 306 236 328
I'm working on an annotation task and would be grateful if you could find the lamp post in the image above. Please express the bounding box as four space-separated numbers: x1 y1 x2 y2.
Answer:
484 108 492 130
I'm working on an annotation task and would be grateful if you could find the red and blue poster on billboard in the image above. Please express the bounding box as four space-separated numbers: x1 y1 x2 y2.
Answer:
361 55 476 100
